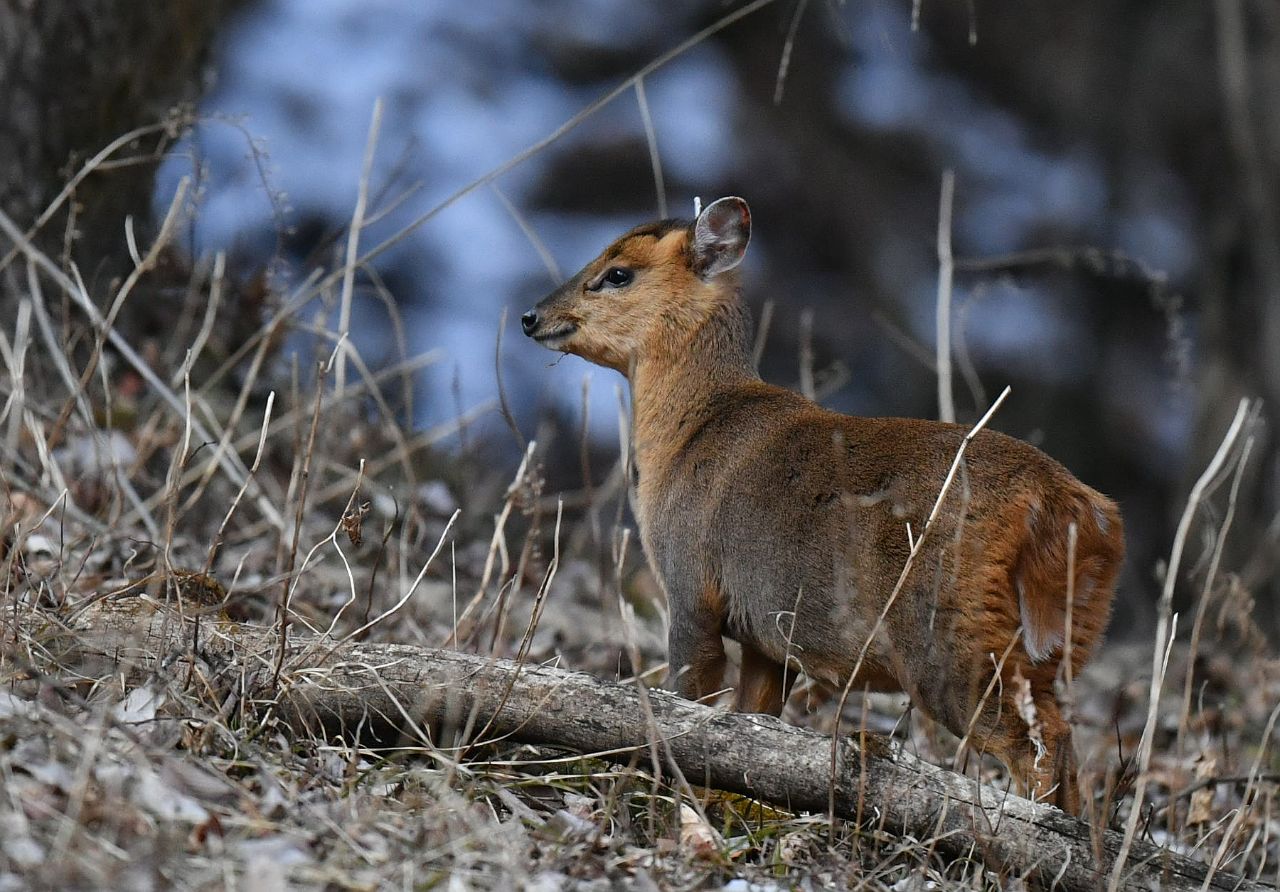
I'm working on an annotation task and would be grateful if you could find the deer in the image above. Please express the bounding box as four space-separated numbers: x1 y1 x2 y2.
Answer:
520 196 1124 812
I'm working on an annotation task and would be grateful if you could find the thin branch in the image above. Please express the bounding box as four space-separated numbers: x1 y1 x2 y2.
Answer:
798 308 816 401
491 183 560 284
0 205 284 531
634 79 667 219
336 98 384 397
773 0 810 104
935 169 956 424
1108 397 1253 892
495 306 526 449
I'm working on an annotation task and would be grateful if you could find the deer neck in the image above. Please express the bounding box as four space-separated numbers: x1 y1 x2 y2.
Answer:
629 296 757 481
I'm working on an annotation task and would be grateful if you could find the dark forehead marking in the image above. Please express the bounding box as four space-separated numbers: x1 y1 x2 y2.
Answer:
603 217 692 261
627 218 691 239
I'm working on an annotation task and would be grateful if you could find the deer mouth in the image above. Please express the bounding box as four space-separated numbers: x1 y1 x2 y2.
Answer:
533 324 578 348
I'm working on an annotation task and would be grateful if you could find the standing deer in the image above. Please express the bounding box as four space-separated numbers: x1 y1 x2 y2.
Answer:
521 197 1124 812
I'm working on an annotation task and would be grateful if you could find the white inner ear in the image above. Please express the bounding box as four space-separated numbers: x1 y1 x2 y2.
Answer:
692 217 721 255
693 204 749 276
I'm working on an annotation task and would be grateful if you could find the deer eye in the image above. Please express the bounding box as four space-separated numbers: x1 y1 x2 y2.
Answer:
602 267 633 288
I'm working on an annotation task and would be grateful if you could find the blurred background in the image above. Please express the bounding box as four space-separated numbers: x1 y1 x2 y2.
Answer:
4 0 1278 636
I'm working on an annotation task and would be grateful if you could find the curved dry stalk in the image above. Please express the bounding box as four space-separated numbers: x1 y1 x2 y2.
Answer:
48 178 191 451
491 183 560 285
315 462 370 637
22 259 159 539
446 441 536 647
1108 396 1253 892
335 98 383 398
935 169 956 424
205 392 276 573
0 119 180 275
634 78 667 219
465 500 564 751
0 205 284 532
772 0 810 105
273 365 328 688
327 508 460 652
1199 701 1280 890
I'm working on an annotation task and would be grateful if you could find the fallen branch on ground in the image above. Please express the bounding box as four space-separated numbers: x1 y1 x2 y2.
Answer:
24 597 1263 892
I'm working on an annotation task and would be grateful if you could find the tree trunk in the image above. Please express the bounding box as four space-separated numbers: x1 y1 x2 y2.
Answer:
0 0 248 285
39 597 1260 892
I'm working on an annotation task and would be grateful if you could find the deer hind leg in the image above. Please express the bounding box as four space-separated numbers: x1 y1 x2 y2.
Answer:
734 642 796 716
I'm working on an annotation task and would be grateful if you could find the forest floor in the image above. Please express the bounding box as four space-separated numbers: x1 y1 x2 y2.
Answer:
1 233 1278 892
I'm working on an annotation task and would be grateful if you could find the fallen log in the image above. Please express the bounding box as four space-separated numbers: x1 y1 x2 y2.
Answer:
41 597 1261 892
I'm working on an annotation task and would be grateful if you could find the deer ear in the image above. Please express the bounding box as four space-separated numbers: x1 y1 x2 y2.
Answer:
691 196 751 277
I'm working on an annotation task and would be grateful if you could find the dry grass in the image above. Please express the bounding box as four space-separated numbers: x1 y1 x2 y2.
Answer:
2 8 1279 881
2 204 1278 891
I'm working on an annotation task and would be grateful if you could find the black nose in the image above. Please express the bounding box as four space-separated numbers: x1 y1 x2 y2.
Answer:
520 309 539 336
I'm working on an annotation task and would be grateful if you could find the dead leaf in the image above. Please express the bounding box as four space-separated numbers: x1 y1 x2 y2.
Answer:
678 803 719 859
1011 666 1046 774
341 499 370 547
1187 754 1217 825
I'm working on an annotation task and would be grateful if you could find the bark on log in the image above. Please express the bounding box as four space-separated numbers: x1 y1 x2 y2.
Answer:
45 598 1261 892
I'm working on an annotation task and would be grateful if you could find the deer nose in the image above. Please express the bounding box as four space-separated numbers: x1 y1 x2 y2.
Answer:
520 309 539 336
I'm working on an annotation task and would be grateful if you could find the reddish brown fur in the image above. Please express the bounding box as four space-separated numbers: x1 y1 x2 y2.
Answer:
523 199 1124 812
